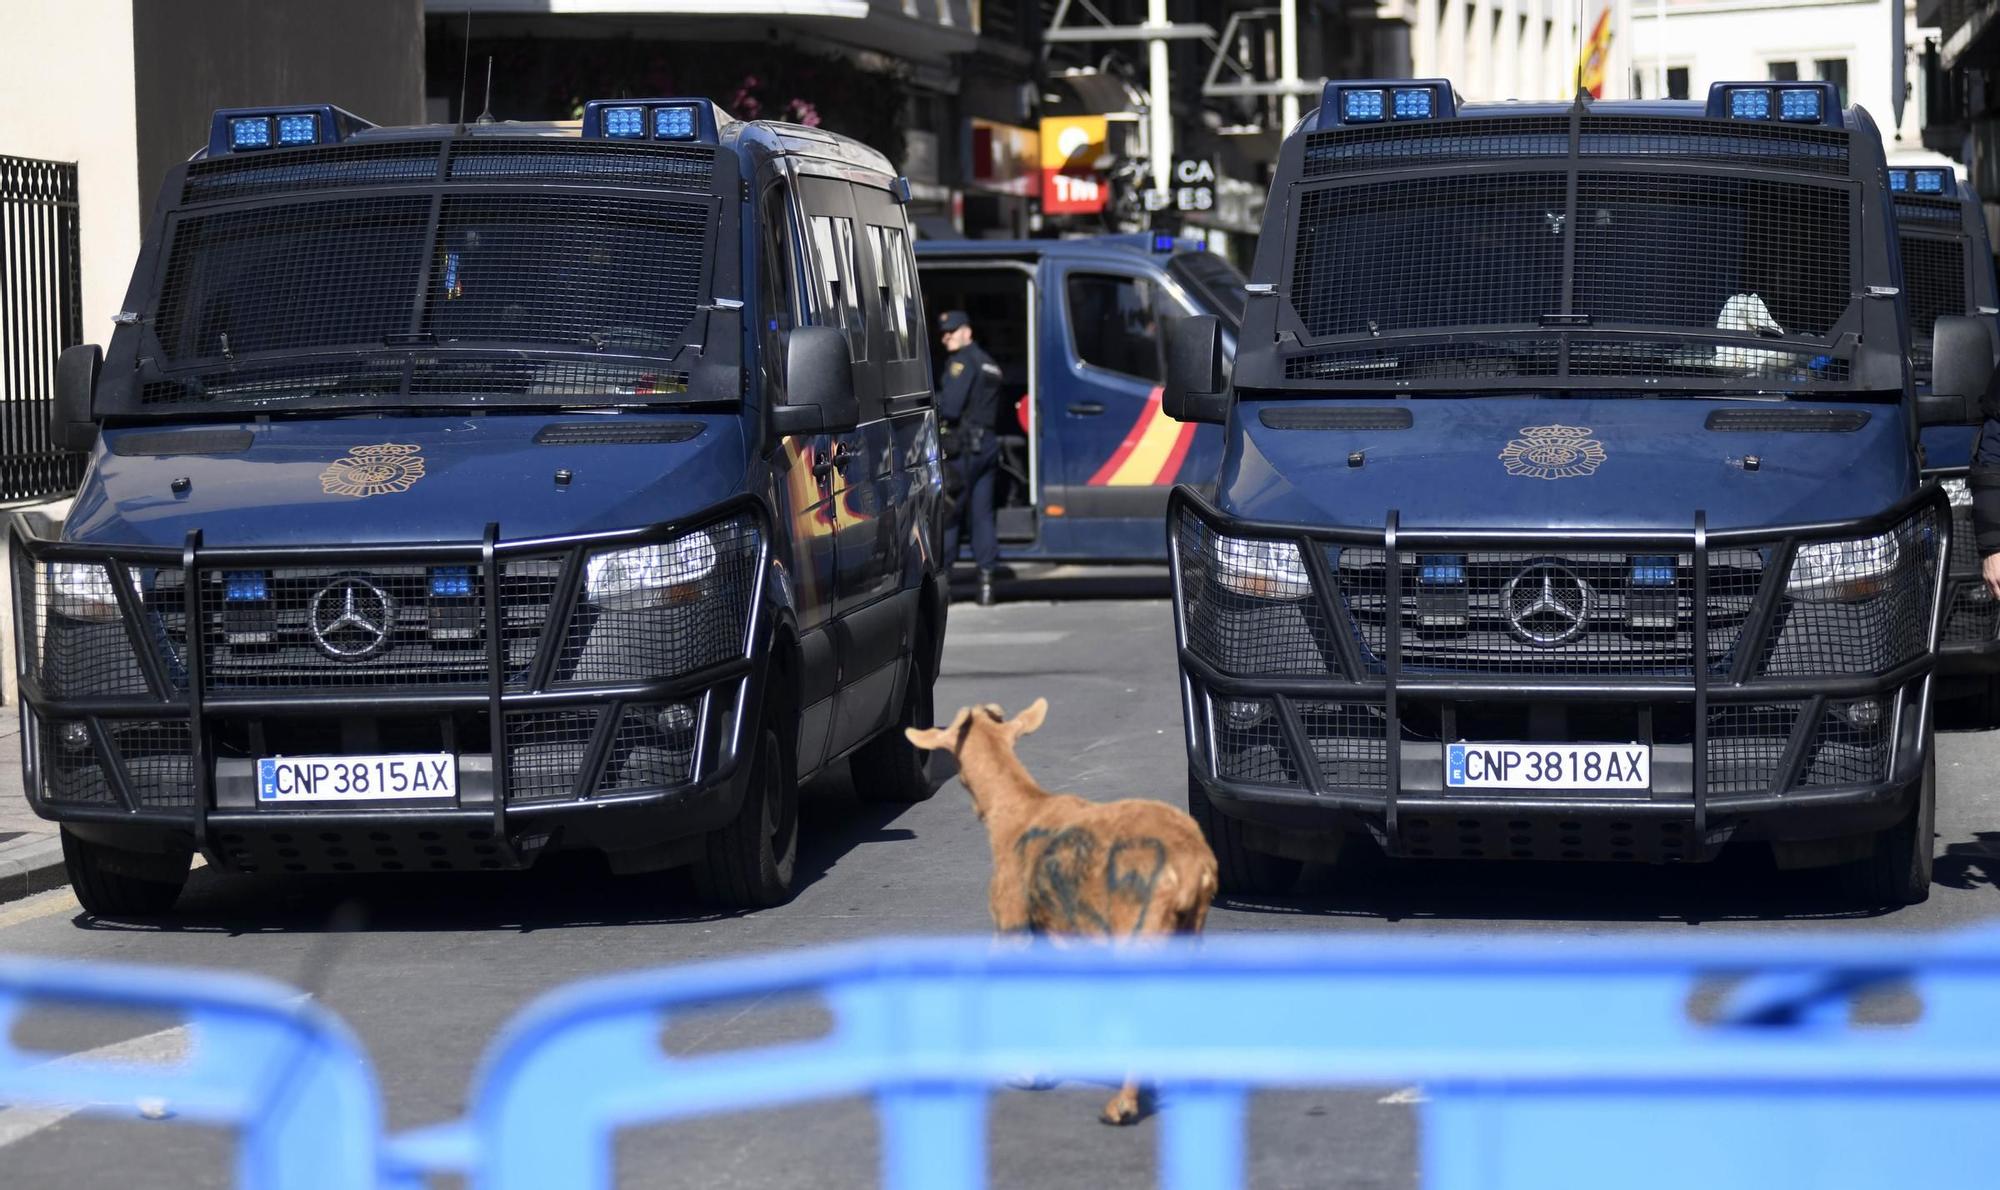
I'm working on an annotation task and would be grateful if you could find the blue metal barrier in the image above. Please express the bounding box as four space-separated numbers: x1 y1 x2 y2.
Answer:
14 930 2000 1188
408 930 2000 1190
0 955 383 1190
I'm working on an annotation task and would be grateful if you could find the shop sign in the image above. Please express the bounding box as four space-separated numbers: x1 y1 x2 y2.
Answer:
969 119 1038 197
1039 115 1109 214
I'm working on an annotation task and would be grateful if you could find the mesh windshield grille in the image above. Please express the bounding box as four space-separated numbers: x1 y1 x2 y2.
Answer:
1289 172 1851 342
1283 338 1848 384
182 142 442 204
1572 174 1850 336
446 140 715 190
424 194 707 355
1302 115 1850 179
1899 234 1965 379
1893 196 1961 226
156 197 433 366
140 359 689 406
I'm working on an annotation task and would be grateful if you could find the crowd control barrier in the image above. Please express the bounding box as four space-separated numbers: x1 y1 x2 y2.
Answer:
11 930 2000 1188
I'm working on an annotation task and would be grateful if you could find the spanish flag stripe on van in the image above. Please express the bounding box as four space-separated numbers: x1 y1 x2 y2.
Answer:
1088 387 1196 487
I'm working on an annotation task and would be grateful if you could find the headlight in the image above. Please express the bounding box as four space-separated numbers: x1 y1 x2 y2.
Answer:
1210 533 1312 600
585 531 719 610
1943 477 1972 508
46 562 121 622
1786 531 1901 602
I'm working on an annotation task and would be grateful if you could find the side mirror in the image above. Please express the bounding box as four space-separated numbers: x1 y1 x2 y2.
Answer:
51 343 100 452
1924 314 1996 426
1164 314 1227 425
771 326 860 437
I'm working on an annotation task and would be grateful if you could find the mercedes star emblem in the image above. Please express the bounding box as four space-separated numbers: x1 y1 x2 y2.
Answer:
309 578 395 661
1501 563 1592 646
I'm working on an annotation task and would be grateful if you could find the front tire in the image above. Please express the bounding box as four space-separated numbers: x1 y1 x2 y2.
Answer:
693 719 798 909
1186 771 1302 897
1837 747 1935 908
62 828 190 918
851 636 938 804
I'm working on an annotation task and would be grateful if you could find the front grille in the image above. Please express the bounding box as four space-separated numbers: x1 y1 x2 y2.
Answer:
1332 549 1764 677
1900 234 1966 381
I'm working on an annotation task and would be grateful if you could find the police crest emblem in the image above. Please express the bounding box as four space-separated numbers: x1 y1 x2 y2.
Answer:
1498 424 1607 481
321 443 426 498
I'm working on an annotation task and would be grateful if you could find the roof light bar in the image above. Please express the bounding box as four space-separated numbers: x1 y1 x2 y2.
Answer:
1889 169 1910 192
1320 79 1456 127
1706 81 1840 127
207 105 373 156
581 98 720 144
1914 168 1952 194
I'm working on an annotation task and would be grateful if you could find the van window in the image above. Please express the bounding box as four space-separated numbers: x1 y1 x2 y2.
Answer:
868 224 919 361
808 213 868 361
758 181 798 376
1066 272 1165 382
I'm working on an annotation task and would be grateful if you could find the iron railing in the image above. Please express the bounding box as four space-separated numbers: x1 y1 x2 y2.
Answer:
0 155 87 501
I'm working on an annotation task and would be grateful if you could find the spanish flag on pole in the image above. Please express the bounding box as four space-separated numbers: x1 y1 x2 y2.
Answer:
1577 6 1614 99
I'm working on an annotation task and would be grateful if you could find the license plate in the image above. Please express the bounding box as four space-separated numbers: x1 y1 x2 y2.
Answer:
1445 743 1650 791
257 753 457 803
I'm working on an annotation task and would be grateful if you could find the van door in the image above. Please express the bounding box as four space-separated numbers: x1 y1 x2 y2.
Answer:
914 260 1039 544
1042 264 1194 536
798 173 898 757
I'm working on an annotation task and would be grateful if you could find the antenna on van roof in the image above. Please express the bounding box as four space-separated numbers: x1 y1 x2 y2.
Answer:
476 56 496 124
455 7 473 126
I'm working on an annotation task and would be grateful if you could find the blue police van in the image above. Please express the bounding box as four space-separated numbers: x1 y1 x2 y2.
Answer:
15 99 947 914
1163 80 1995 906
915 234 1243 562
1889 166 2000 711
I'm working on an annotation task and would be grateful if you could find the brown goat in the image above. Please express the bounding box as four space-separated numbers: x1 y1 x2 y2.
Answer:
906 698 1220 1124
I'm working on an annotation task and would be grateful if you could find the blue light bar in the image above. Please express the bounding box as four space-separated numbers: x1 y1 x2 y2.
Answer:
1915 168 1949 194
1152 232 1176 252
1392 87 1435 120
1888 169 1910 192
275 113 320 146
1419 555 1466 585
602 105 646 139
1341 89 1386 123
224 571 269 602
1629 557 1677 588
228 117 272 150
1727 88 1773 120
652 104 698 140
430 567 474 598
1777 88 1823 123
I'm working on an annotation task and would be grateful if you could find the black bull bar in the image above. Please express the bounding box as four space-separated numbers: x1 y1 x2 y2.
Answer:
7 496 770 863
1166 482 1952 849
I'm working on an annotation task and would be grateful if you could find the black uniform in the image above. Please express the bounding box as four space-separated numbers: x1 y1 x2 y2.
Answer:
939 340 1003 576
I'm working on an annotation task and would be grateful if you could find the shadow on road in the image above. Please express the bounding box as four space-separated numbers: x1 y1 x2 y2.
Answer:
1936 832 2000 892
1214 844 1901 927
67 765 925 937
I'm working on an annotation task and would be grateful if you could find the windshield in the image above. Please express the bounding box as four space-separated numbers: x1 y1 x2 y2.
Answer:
1168 251 1248 330
120 137 735 411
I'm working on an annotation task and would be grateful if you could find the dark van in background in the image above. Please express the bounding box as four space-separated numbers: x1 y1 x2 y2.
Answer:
1889 166 2000 712
1165 79 1992 907
916 234 1244 562
16 98 946 915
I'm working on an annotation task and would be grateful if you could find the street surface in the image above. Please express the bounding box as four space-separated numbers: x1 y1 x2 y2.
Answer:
5 569 2000 1187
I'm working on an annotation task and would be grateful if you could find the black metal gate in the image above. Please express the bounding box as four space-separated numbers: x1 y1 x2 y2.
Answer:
0 155 87 502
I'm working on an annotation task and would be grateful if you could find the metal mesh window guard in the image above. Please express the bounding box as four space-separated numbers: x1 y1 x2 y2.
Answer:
181 142 442 205
1898 235 1965 380
1302 115 1849 179
446 141 715 191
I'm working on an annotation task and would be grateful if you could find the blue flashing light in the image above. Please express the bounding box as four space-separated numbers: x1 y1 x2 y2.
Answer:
1888 169 1910 192
1915 169 1948 194
224 571 268 602
602 105 646 139
1777 88 1823 123
1392 87 1434 120
275 113 319 146
1629 557 1677 588
1728 88 1773 120
652 104 698 140
430 567 474 598
1419 555 1466 586
1152 232 1176 252
228 117 273 150
1341 88 1386 123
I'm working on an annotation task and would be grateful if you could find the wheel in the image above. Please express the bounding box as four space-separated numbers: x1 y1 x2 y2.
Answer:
692 719 799 909
61 828 190 917
1186 770 1302 897
851 637 938 804
1836 746 1935 908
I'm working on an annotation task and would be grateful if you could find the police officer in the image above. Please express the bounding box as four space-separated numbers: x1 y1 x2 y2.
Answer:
936 310 1003 606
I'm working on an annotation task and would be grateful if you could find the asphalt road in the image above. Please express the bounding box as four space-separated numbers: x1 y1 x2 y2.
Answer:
5 569 2000 1187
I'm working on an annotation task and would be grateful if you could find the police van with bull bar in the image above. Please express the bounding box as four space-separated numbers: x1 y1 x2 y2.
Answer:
1163 79 1992 905
17 99 947 915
